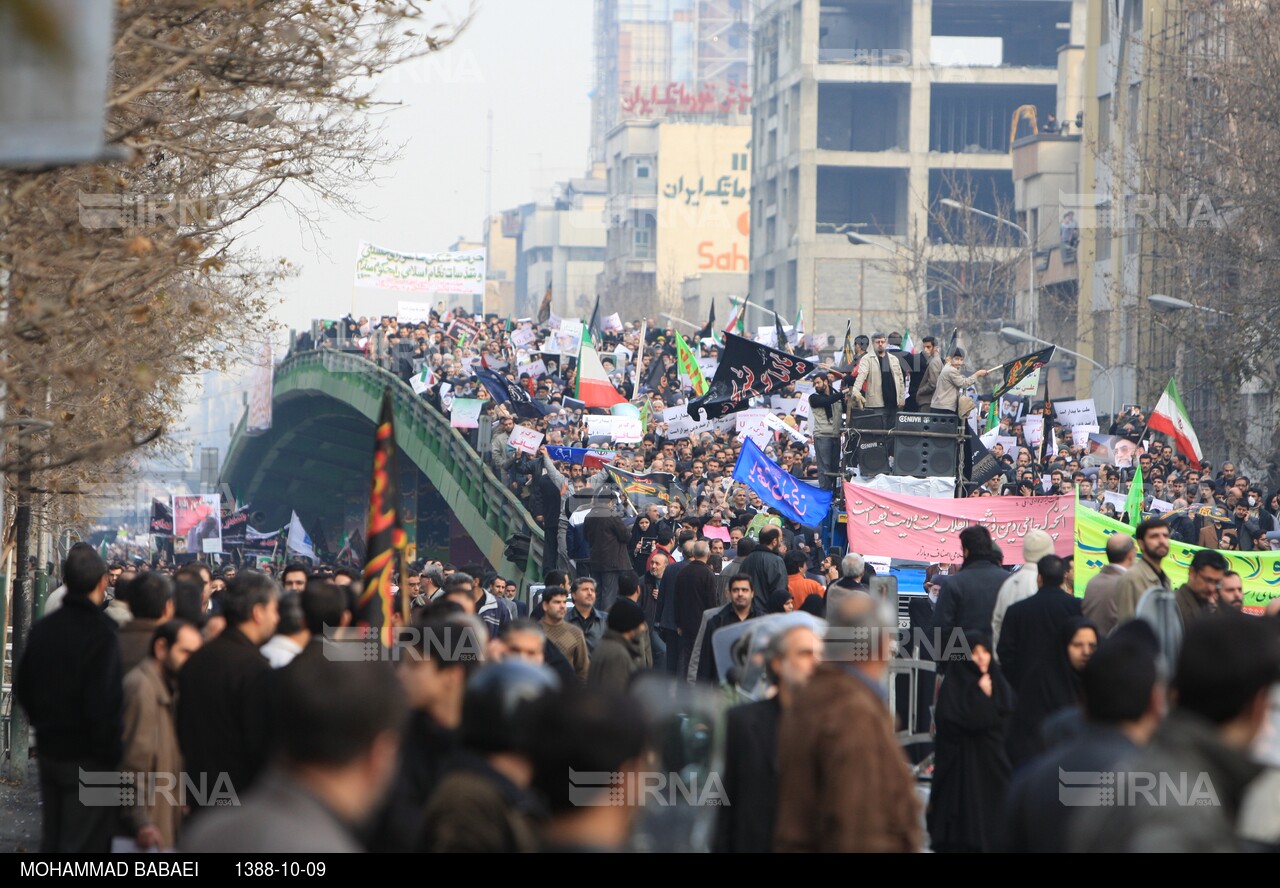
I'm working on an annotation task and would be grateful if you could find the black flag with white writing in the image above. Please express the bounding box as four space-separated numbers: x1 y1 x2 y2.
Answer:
687 332 816 420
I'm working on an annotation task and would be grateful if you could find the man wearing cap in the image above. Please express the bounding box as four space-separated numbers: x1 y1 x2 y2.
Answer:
586 600 648 693
809 369 845 491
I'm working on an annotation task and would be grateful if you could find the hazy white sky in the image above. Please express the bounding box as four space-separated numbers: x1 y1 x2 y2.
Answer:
244 0 594 332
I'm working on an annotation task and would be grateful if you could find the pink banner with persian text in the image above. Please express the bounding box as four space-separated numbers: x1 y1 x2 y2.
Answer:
843 483 1074 563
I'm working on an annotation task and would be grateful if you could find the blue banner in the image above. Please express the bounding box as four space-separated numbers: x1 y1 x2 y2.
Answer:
732 436 833 526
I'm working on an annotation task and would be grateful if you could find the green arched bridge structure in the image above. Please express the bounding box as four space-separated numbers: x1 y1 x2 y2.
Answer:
220 350 544 589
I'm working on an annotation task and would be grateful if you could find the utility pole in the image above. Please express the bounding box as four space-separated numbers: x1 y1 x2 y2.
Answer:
10 432 32 781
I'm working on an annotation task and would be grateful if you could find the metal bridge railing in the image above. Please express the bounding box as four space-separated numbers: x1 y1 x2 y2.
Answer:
267 349 545 588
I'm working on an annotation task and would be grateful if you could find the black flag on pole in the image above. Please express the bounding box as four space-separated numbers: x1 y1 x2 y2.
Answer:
697 301 716 341
150 498 173 536
992 346 1055 399
687 332 816 420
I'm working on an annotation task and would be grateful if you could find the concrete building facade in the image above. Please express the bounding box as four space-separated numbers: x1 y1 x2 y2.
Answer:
600 119 751 318
498 170 610 320
749 0 1086 342
591 0 754 162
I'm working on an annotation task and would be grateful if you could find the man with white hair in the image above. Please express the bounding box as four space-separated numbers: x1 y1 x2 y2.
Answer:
825 552 867 611
774 592 922 851
716 622 824 852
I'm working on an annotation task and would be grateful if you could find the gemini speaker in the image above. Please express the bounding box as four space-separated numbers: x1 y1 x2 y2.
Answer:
846 410 890 477
892 412 960 478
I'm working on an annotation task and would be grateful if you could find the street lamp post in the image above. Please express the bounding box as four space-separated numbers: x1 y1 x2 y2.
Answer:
1000 326 1116 418
941 199 1036 338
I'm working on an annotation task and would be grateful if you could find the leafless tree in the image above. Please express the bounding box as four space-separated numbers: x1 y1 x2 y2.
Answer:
0 0 468 529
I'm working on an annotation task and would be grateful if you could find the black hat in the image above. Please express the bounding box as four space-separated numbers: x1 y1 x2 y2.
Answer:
607 599 646 633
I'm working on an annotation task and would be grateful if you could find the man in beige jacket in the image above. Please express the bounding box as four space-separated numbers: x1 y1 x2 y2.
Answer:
930 347 989 416
850 333 906 424
121 619 204 849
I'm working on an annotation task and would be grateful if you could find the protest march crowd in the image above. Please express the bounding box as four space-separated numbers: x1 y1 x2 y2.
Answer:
14 299 1280 857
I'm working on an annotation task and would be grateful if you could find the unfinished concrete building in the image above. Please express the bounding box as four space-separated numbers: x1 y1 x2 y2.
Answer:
750 0 1087 344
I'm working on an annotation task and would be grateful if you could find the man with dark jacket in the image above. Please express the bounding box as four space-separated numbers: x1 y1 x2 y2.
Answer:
16 543 123 852
932 526 1009 670
565 576 607 653
715 622 823 852
117 571 175 674
996 555 1084 690
587 600 648 693
697 575 764 682
775 592 922 851
809 370 845 491
740 525 788 600
675 541 719 677
583 498 632 611
177 571 280 813
655 536 694 675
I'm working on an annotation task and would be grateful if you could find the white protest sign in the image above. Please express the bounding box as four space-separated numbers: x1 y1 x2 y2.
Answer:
756 324 794 348
980 426 1001 448
439 382 453 412
1071 423 1100 449
396 301 434 323
411 370 435 395
450 398 483 429
793 380 815 396
518 359 547 379
511 326 537 348
507 425 544 455
1102 491 1128 512
1148 497 1173 514
771 397 801 415
994 436 1018 454
586 415 642 443
665 413 716 440
1009 368 1040 397
608 416 642 443
736 409 773 449
1023 414 1043 448
602 312 624 333
863 555 892 576
1055 398 1098 428
765 412 808 444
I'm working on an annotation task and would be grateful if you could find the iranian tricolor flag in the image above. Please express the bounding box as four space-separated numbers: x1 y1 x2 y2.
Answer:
901 327 915 354
1149 379 1203 469
576 329 626 408
724 296 748 335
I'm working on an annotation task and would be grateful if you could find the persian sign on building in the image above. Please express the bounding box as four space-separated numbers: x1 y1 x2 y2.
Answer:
657 124 751 292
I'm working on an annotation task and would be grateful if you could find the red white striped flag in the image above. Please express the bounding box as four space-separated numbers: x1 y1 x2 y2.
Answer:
1148 379 1203 469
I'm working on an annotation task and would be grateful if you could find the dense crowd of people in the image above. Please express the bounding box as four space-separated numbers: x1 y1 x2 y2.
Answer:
11 307 1280 855
300 310 1280 552
13 536 1280 854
